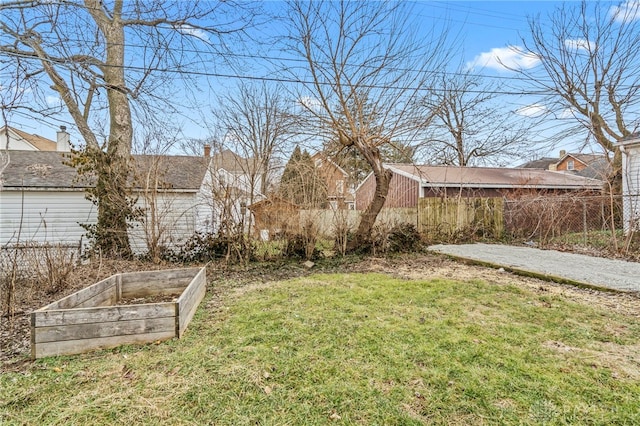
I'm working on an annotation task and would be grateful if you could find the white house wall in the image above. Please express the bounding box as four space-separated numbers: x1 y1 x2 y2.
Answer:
1 135 36 150
1 189 200 254
127 192 198 253
622 144 640 232
194 168 215 233
0 190 95 248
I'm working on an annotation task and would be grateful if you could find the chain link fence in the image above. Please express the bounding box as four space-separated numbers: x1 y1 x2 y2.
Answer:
504 194 639 257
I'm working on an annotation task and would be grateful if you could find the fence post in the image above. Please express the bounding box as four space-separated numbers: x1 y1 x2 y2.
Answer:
582 199 587 245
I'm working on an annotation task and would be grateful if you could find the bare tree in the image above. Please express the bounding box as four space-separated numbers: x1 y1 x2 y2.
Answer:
0 0 257 257
422 70 532 166
284 0 450 250
517 1 640 179
215 82 295 197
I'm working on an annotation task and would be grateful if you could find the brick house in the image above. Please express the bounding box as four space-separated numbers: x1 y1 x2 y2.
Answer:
519 150 610 180
311 152 355 209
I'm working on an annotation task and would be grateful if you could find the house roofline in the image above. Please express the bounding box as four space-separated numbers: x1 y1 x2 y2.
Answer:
1 186 199 193
421 182 602 190
557 153 588 167
311 152 349 177
618 136 640 149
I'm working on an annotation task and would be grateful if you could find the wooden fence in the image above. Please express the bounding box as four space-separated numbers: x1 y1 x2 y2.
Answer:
418 197 504 239
296 197 504 239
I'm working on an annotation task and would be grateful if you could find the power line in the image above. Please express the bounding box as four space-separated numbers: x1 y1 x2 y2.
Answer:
1 48 553 96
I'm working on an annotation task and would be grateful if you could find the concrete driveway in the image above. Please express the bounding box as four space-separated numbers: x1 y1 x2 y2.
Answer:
429 243 640 293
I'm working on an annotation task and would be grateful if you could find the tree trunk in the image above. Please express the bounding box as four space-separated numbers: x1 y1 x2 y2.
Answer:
347 142 392 251
88 1 135 258
92 149 134 258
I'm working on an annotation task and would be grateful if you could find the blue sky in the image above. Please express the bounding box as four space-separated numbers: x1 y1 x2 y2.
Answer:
3 1 635 160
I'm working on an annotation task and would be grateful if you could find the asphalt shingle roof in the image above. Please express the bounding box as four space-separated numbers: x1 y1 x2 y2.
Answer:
1 151 210 190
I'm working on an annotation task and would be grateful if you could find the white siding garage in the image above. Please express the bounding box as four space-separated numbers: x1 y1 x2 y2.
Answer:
0 190 95 248
619 136 640 233
0 151 210 255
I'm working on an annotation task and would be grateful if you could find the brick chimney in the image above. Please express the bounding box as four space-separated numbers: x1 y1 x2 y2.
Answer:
204 144 211 157
559 149 566 158
56 125 71 152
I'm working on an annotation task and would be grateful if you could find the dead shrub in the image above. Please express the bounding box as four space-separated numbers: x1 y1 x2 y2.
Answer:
1 243 77 316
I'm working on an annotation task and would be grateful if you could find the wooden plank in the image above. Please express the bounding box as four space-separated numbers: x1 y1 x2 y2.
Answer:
176 267 206 307
121 268 199 286
177 268 207 337
35 316 175 343
73 286 118 309
39 276 117 311
178 282 206 337
178 276 205 328
177 269 205 333
120 268 200 298
33 330 175 359
32 303 175 327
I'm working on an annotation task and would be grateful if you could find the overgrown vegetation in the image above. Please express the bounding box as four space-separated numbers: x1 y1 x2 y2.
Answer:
2 272 638 424
1 243 77 317
160 231 254 264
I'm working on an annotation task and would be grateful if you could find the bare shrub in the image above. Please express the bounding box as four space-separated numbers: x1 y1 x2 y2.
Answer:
333 210 352 257
1 243 77 316
282 219 320 260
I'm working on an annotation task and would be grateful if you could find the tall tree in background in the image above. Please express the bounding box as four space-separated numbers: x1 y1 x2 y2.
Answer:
285 0 449 250
0 0 256 257
517 0 640 184
279 145 327 208
323 98 416 187
214 82 295 196
423 70 531 166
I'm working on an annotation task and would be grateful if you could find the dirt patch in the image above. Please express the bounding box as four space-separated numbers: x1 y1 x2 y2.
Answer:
2 253 638 370
116 294 179 305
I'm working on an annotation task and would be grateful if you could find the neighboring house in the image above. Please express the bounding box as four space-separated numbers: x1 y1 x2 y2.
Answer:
1 125 71 151
551 151 606 179
0 147 262 253
202 149 265 234
355 164 604 209
618 135 640 233
519 150 610 180
311 152 355 209
517 157 558 170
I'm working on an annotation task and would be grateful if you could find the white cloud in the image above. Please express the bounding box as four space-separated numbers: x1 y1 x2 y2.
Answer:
175 24 209 42
610 1 640 23
46 95 62 107
560 108 575 119
467 46 540 72
516 104 546 118
564 38 594 51
298 96 322 111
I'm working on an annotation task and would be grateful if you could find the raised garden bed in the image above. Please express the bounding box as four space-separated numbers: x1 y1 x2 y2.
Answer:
30 267 206 359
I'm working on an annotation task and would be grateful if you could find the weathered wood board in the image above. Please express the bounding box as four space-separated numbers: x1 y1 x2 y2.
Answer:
31 267 207 359
177 267 207 337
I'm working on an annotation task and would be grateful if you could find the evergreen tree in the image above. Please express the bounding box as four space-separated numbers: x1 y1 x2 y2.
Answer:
279 146 327 208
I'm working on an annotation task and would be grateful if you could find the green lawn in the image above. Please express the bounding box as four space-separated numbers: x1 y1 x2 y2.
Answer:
2 272 639 425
